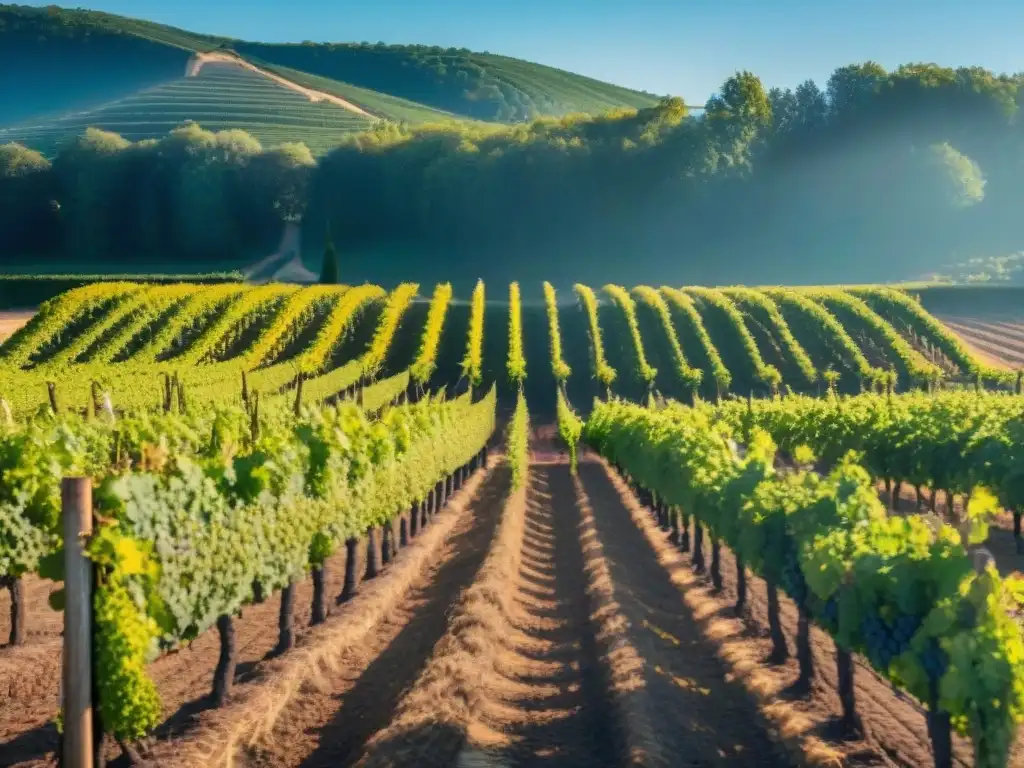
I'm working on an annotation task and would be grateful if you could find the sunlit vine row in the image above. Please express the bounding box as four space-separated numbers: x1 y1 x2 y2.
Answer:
633 286 702 393
461 279 486 387
573 284 616 388
723 287 817 387
410 283 452 386
542 282 571 382
659 287 731 396
507 282 526 385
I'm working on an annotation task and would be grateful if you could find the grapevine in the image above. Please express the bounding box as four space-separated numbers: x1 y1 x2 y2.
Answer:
507 282 526 385
542 282 571 382
632 286 702 393
461 280 485 387
660 287 731 396
573 284 616 389
410 283 452 386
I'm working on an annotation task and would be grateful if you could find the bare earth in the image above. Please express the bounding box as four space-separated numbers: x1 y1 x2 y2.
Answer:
188 52 375 118
938 314 1024 369
0 311 34 342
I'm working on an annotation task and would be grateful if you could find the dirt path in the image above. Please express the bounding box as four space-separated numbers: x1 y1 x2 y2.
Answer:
577 461 795 767
938 317 1024 369
239 466 511 767
480 463 621 766
354 461 628 768
188 52 375 118
0 310 34 342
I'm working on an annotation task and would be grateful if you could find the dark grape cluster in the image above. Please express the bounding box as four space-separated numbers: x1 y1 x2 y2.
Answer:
919 638 948 681
779 546 808 606
820 595 839 627
860 612 923 671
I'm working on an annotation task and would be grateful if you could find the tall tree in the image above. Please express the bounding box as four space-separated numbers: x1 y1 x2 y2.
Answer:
320 225 340 284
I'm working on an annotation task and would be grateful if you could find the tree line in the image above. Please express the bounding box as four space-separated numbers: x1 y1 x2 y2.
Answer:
3 61 1024 285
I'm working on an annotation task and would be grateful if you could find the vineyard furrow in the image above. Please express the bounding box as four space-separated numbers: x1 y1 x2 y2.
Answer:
807 289 941 387
238 464 510 768
659 286 731 398
723 287 817 388
633 285 702 396
765 288 881 388
684 286 780 393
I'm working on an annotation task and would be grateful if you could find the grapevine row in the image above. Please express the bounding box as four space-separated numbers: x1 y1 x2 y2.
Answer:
850 286 1017 386
6 387 496 740
808 289 942 387
659 287 731 397
507 281 526 385
603 284 657 386
542 282 571 382
410 283 452 386
574 283 616 389
722 287 817 387
586 399 1024 768
764 288 882 387
684 286 782 391
632 286 702 394
461 279 486 387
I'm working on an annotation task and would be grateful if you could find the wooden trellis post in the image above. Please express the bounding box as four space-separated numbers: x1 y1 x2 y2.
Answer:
62 477 94 768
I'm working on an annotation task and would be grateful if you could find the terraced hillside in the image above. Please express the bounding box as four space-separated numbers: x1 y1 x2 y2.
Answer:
1 3 660 154
0 282 1015 422
233 42 661 122
0 61 376 157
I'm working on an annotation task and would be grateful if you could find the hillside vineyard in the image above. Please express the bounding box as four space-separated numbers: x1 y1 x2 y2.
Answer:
2 280 1024 768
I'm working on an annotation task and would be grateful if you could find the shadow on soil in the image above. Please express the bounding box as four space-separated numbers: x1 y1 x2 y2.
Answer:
576 461 792 767
292 466 512 768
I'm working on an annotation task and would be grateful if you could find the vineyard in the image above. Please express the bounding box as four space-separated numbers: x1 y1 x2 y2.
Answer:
0 62 376 158
2 279 1024 768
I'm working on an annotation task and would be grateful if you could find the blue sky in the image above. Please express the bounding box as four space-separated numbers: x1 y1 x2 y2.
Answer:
31 0 1024 101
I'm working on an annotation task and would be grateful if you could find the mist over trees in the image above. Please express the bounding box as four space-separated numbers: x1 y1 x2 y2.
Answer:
3 61 1024 285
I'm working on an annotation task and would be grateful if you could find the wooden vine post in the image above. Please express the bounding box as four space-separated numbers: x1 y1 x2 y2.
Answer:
62 476 94 768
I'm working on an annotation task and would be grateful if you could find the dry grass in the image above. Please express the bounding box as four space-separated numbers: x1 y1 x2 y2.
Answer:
601 459 847 768
151 464 494 768
353 476 529 766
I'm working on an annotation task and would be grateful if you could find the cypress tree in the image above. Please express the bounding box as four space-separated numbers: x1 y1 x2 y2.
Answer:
319 225 340 284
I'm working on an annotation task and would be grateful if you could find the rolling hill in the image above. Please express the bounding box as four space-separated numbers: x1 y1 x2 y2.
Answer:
0 3 661 156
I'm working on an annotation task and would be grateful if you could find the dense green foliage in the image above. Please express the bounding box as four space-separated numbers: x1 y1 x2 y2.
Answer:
9 6 1024 282
507 390 529 489
2 387 495 739
232 42 657 122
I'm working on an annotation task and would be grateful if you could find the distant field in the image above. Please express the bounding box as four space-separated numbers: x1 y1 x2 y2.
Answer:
0 62 375 156
937 315 1024 370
